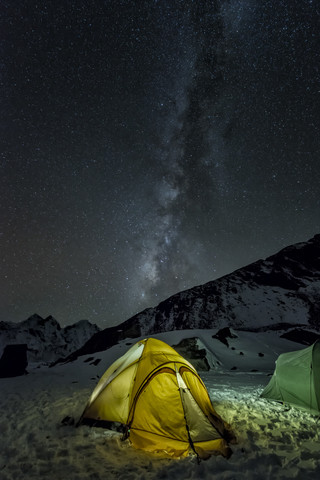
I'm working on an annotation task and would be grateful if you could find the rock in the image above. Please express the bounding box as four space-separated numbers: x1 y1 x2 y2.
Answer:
0 344 28 378
212 327 238 347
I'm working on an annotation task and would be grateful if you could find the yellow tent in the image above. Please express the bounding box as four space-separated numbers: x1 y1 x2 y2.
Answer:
79 338 235 459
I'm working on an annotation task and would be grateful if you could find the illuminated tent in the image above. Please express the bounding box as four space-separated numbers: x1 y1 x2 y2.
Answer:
261 340 320 413
79 338 235 459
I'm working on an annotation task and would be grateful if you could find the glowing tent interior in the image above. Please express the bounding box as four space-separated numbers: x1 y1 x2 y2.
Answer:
78 338 235 459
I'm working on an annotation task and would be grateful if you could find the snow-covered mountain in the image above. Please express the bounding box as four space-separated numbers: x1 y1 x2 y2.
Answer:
68 234 320 359
0 314 100 364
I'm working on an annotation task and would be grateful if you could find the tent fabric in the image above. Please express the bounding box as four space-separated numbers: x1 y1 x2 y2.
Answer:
80 338 235 459
261 340 320 414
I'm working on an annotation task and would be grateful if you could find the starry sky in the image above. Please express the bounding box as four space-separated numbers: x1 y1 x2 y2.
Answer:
1 0 320 327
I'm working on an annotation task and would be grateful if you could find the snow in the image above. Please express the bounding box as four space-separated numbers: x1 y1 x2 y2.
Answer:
1 329 320 479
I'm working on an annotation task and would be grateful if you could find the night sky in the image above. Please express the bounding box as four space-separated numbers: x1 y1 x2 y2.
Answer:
1 0 320 327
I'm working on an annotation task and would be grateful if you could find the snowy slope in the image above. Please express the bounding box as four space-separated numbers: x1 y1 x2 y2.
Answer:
0 314 100 364
68 234 320 360
1 329 319 480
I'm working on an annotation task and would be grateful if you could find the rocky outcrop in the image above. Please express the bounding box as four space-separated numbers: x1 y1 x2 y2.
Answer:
0 344 28 377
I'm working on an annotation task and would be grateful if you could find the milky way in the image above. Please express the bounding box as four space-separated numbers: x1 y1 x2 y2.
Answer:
1 1 320 327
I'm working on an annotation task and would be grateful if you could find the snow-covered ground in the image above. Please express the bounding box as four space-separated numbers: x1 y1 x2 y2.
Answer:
1 329 319 480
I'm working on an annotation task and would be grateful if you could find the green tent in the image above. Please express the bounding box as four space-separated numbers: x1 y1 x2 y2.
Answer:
261 340 320 414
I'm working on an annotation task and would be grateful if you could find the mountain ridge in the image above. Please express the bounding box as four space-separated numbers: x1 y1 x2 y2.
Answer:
2 234 320 365
65 234 320 360
0 314 100 364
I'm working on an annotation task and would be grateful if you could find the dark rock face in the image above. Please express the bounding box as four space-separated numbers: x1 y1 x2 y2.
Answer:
172 337 210 371
280 329 320 345
0 344 28 377
212 327 238 347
